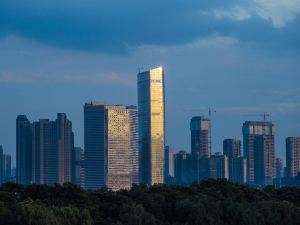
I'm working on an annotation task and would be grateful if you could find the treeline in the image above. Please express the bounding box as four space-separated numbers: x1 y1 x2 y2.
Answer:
1 180 300 225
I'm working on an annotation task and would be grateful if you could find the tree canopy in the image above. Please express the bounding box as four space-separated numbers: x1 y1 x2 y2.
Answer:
1 180 300 225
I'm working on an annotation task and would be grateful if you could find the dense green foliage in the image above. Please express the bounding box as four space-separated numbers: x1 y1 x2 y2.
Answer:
1 180 300 225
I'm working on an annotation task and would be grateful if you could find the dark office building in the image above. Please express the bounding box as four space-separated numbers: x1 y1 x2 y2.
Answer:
84 102 107 189
16 115 32 184
254 134 275 186
286 137 300 178
3 154 12 183
223 138 241 181
73 147 85 187
174 151 196 185
190 116 209 158
232 157 247 184
243 121 275 185
32 114 73 185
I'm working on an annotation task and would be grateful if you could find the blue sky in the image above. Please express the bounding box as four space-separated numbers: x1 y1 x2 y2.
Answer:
0 0 300 166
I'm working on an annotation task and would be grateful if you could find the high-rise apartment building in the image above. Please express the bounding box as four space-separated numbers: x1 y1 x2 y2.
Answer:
138 66 165 185
16 115 32 184
174 151 195 185
190 116 210 182
223 138 241 181
242 121 275 185
286 137 300 178
254 134 275 186
164 146 175 183
232 157 247 184
275 158 283 179
56 113 73 184
84 102 139 190
3 154 12 183
32 114 73 185
209 152 229 180
190 116 209 158
73 147 85 187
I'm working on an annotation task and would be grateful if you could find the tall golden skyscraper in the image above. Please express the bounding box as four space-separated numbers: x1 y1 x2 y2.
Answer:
138 66 165 185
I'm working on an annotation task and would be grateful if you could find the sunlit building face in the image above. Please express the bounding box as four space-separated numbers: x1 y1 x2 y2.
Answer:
106 105 139 191
138 66 165 185
84 102 139 190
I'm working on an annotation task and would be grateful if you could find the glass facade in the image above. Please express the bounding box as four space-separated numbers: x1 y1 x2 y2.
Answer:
190 116 209 158
16 115 32 185
138 66 165 185
84 102 139 190
106 105 138 190
84 102 107 190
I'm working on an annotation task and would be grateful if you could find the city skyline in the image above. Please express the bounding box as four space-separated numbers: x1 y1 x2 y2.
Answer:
1 1 300 167
9 63 300 188
1 89 299 168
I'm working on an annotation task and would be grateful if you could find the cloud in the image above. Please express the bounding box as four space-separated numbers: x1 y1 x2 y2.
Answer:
61 73 134 86
253 0 300 28
213 0 300 28
0 0 299 53
187 35 239 48
0 70 134 86
0 72 35 84
214 7 252 21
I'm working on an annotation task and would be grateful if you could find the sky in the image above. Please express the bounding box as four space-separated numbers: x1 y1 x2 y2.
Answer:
0 0 300 167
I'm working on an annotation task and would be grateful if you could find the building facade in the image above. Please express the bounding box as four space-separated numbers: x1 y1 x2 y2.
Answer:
16 115 32 184
232 157 247 184
84 102 139 190
106 105 139 190
56 113 73 184
32 114 73 185
190 116 209 158
209 152 229 180
3 154 12 183
174 151 195 185
254 134 275 186
286 137 300 178
138 66 165 185
242 121 275 185
84 102 107 189
73 147 85 187
275 158 284 179
164 146 175 183
223 138 241 181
